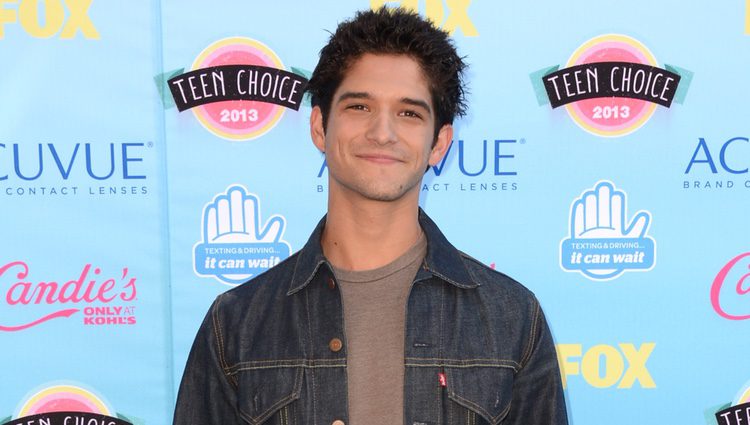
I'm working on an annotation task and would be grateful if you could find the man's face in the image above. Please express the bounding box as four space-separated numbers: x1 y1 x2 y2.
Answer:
311 53 453 204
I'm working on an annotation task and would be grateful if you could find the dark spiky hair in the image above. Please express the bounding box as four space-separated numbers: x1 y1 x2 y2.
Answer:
306 7 468 138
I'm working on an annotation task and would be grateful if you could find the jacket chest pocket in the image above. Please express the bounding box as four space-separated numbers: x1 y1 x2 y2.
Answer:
236 367 303 425
444 367 514 425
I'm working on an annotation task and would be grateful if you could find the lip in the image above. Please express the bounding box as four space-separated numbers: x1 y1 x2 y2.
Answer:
356 153 403 164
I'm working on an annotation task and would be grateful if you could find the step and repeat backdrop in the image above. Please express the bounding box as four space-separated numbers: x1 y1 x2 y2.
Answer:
1 1 748 424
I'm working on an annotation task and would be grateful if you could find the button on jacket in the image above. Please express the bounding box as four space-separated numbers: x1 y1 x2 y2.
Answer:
173 210 568 425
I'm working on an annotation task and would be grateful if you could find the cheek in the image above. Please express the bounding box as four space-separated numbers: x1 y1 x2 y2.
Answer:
403 126 434 149
324 136 354 169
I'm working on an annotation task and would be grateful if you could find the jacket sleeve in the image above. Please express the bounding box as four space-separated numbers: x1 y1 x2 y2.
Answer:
173 296 243 424
504 300 568 425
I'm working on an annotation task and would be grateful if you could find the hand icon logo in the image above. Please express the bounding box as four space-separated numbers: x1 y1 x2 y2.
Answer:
571 182 650 240
561 181 656 280
194 185 291 285
204 186 284 244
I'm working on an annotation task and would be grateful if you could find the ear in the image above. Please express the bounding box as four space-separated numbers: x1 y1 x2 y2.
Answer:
428 124 453 166
310 106 326 153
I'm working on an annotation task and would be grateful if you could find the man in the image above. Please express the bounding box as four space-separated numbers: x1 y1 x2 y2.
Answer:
174 7 567 425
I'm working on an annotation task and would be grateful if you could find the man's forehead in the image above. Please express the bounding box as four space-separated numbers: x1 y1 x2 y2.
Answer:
334 53 432 101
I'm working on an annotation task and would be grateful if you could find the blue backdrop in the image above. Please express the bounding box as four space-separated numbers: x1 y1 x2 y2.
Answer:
1 1 749 424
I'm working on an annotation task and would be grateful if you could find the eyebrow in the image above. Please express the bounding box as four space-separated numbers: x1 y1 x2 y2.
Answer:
336 91 432 115
336 91 371 103
400 97 432 114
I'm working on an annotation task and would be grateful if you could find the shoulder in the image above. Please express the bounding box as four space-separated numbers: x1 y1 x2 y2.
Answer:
199 251 310 366
210 251 301 323
458 250 540 314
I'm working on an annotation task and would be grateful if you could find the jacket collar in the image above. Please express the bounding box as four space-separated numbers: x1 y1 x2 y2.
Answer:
287 208 477 295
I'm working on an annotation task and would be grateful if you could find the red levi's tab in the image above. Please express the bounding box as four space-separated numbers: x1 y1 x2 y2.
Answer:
438 372 447 387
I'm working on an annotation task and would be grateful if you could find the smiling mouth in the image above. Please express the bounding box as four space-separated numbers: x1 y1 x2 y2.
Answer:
357 153 403 164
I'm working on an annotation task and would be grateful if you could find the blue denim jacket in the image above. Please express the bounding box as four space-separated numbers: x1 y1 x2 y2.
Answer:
174 210 568 425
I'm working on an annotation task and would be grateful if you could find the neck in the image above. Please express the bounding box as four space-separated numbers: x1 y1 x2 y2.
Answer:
322 194 422 271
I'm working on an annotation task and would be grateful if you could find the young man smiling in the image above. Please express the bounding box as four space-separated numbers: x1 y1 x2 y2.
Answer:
174 7 567 425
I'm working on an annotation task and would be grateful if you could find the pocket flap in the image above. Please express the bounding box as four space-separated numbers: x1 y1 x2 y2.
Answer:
446 367 514 425
237 367 303 424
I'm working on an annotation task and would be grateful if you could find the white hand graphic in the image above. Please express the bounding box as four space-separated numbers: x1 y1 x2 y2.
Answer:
570 181 649 240
204 185 284 244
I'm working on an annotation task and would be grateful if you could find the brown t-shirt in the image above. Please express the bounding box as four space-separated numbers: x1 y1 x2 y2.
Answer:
332 234 427 425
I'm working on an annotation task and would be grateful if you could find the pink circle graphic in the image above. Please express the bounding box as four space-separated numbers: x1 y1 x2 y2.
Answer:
191 37 286 141
28 394 98 414
564 34 659 138
15 384 112 418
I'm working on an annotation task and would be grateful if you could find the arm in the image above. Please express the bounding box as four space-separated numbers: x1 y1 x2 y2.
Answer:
504 300 568 425
173 296 243 424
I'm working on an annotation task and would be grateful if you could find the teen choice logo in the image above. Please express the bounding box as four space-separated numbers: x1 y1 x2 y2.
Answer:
531 34 692 138
192 38 284 141
3 384 137 425
565 35 658 137
166 37 308 141
713 380 750 425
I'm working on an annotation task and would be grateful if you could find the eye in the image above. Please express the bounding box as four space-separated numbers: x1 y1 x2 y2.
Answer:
400 110 423 119
346 104 369 111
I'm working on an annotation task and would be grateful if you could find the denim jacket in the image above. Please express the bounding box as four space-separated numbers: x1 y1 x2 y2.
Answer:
174 210 568 425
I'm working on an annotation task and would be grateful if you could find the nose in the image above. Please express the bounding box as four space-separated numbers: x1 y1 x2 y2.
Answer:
365 112 397 145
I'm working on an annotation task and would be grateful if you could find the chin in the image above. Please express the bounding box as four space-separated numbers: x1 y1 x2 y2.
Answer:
362 191 405 202
358 183 417 202
334 174 420 203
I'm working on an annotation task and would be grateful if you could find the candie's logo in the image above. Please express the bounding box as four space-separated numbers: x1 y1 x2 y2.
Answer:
531 34 692 137
194 185 291 285
2 383 138 425
371 0 478 36
710 252 750 320
167 37 307 141
0 0 99 39
0 261 138 331
560 181 656 280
